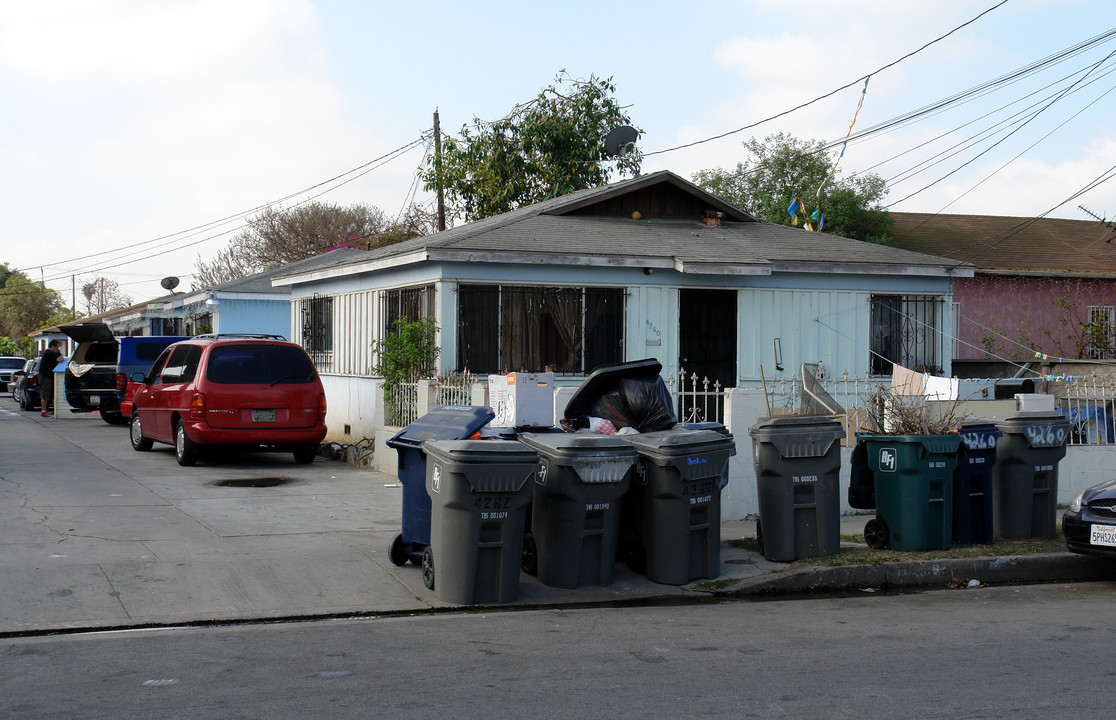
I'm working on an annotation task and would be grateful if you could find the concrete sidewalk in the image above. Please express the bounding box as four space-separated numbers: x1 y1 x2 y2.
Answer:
0 403 1112 636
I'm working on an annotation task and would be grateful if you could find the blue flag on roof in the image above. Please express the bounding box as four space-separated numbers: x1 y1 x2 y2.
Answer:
787 198 798 218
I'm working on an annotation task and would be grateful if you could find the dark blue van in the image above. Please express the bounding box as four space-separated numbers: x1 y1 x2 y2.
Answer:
60 323 187 424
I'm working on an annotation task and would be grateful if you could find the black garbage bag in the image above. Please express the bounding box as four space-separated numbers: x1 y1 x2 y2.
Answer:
589 376 676 432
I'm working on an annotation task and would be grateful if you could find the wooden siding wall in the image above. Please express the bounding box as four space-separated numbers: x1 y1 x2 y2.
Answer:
739 289 878 382
291 290 377 376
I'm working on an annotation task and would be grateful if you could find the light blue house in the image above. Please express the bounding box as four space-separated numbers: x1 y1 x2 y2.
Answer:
273 170 972 445
104 250 364 339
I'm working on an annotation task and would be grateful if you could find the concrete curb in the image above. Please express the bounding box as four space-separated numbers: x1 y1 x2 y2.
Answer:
704 552 1116 598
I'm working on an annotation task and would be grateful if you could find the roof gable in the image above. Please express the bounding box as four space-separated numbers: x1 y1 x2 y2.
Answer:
544 171 755 222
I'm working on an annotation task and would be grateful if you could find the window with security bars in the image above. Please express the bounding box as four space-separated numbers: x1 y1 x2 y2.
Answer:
869 294 945 375
457 285 625 374
299 294 333 364
1087 305 1115 359
380 285 435 336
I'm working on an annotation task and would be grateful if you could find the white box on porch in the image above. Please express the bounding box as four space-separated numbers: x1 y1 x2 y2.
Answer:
488 372 554 428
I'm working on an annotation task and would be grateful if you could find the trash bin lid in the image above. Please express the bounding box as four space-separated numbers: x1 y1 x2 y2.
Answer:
423 439 541 493
519 432 638 484
562 358 663 418
860 433 962 454
386 405 495 450
748 416 844 458
622 428 737 457
957 420 1002 451
995 411 1070 448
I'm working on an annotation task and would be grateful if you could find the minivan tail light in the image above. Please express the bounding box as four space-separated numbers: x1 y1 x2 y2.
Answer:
319 392 327 419
189 393 206 419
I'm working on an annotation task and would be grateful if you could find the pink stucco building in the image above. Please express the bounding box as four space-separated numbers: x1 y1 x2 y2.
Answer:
892 213 1116 362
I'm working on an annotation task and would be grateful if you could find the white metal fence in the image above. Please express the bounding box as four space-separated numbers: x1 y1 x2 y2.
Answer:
1048 375 1116 446
387 371 477 427
666 368 727 425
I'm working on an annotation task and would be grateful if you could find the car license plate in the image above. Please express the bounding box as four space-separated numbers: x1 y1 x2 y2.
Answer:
88 395 100 405
251 409 276 423
1090 524 1116 547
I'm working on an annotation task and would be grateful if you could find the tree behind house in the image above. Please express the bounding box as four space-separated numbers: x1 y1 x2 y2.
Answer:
693 132 893 244
422 71 641 223
193 201 433 288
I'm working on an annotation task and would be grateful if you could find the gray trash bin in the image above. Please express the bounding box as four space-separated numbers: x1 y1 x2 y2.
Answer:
422 439 540 604
748 416 845 562
622 428 736 585
518 432 637 589
993 411 1070 539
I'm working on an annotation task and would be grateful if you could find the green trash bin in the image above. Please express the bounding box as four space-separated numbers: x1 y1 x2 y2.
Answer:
422 439 540 604
749 416 846 562
993 411 1070 539
859 434 961 551
518 432 637 589
622 428 736 585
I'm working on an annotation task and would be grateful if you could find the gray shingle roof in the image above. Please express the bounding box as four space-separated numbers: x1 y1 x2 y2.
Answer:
277 171 967 282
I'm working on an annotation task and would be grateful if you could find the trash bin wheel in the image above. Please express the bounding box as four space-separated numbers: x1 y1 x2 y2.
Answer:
388 533 408 567
521 532 538 576
864 518 889 550
756 519 765 556
421 546 435 590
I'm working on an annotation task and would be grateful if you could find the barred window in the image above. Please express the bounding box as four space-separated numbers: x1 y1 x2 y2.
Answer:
380 285 435 335
300 294 333 363
1087 305 1115 359
870 294 944 375
457 285 624 374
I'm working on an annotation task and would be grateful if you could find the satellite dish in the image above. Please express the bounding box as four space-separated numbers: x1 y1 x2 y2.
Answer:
604 126 638 158
160 276 180 291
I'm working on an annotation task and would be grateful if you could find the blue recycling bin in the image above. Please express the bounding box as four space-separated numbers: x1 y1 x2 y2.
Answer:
953 421 1001 544
385 405 494 566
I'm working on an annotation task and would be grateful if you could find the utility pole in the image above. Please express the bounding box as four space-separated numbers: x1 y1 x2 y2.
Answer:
434 109 446 232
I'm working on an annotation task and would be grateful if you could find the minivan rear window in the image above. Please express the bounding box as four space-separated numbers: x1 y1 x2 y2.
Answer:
0 358 25 369
206 344 317 385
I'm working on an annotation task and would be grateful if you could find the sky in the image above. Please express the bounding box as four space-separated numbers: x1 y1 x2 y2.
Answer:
3 0 1116 307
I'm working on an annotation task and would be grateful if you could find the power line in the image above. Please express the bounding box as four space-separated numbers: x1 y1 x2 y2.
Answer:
643 0 1012 158
23 136 430 288
18 135 430 281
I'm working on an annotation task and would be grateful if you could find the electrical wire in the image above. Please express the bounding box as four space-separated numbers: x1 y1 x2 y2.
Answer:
19 136 430 289
17 135 430 282
643 0 1011 158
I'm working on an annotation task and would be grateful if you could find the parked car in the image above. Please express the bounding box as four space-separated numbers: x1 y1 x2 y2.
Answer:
128 335 327 466
1 355 26 391
12 358 46 411
1063 479 1116 559
59 323 186 425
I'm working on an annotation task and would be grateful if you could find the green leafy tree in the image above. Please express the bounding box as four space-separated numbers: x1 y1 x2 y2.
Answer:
422 71 641 223
0 265 65 350
0 336 24 357
692 132 893 244
371 317 440 425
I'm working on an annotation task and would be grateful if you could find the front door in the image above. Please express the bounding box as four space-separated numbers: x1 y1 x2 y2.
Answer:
679 289 737 389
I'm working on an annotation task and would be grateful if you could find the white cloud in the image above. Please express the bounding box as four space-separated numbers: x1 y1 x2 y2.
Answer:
0 0 322 86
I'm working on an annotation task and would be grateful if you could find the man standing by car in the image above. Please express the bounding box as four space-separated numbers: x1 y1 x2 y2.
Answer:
39 340 63 418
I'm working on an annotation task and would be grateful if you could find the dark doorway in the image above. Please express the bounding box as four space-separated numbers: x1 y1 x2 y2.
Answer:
679 289 737 388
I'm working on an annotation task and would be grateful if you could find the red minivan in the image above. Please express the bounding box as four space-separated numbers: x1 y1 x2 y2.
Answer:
128 336 327 466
